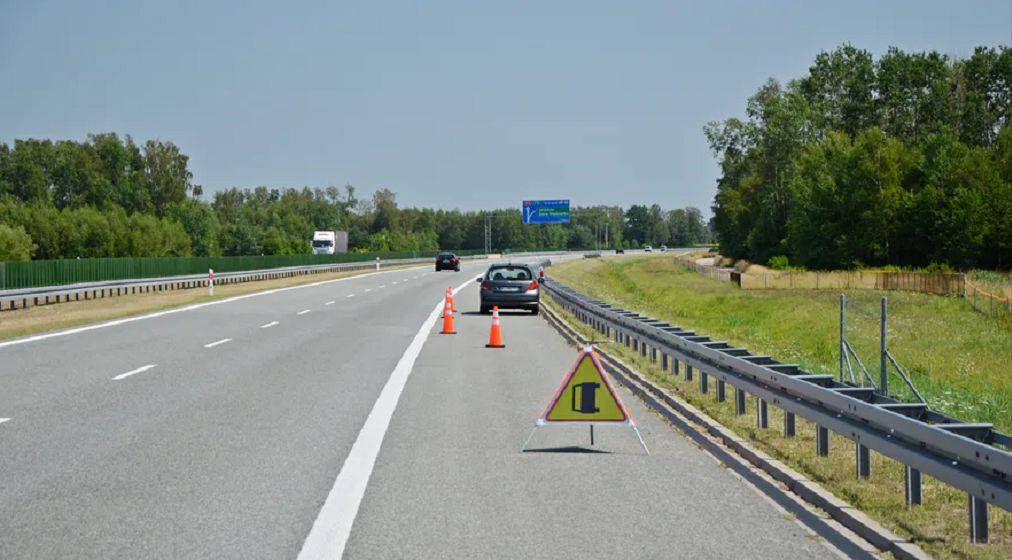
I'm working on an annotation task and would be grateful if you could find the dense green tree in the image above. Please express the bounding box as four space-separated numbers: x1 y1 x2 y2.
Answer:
0 224 35 261
709 44 1012 270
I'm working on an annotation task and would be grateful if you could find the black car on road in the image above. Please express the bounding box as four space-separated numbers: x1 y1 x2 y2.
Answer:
477 263 541 314
435 251 460 271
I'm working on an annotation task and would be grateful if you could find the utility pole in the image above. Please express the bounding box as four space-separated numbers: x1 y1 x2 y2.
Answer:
484 213 510 255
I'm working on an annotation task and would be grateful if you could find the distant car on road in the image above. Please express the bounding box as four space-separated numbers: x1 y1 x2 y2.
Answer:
643 245 653 252
477 263 541 314
435 251 460 271
660 245 668 252
615 248 625 254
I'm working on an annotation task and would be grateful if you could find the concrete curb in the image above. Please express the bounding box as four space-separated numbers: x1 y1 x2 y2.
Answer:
541 301 930 560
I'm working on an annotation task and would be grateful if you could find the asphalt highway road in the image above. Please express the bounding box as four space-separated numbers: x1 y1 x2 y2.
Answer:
0 256 857 559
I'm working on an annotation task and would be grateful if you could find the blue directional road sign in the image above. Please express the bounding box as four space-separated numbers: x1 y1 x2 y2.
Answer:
522 200 571 224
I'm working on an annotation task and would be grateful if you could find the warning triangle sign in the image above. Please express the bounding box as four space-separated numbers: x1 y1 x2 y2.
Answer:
538 346 633 425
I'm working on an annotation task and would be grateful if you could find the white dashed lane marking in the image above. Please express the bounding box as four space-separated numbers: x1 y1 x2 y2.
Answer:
112 364 157 381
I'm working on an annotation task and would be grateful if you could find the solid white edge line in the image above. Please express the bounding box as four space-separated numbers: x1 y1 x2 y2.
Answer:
296 279 472 560
261 321 279 329
112 364 157 381
298 309 311 315
203 338 232 348
0 264 432 350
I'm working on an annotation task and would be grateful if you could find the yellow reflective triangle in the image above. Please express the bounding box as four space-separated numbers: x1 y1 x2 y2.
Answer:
542 347 629 423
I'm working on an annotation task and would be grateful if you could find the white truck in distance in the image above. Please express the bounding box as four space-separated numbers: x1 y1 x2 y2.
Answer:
312 231 336 254
311 231 349 255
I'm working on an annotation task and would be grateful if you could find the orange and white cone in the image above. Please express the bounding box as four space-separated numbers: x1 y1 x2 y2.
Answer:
485 306 505 348
446 287 456 313
440 298 457 334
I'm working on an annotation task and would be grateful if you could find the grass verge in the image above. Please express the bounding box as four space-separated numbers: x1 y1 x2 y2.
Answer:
0 264 423 341
547 255 1011 559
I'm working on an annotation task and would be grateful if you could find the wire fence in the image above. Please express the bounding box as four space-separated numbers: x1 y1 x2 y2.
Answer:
674 256 1012 321
965 279 1012 320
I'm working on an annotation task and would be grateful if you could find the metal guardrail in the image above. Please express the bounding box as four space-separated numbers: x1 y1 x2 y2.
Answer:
0 251 575 312
0 255 490 312
542 279 1011 544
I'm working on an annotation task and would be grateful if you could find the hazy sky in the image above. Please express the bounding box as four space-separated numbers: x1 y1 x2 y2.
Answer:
1 1 1009 214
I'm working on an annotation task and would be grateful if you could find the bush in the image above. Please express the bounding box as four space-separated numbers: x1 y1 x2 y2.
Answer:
0 224 36 261
768 255 791 270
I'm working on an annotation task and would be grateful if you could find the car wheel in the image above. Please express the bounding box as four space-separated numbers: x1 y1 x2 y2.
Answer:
531 305 540 315
435 267 440 272
480 305 490 314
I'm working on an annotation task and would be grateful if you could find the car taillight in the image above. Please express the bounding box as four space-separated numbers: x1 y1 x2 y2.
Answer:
452 257 458 263
527 280 539 291
481 281 491 291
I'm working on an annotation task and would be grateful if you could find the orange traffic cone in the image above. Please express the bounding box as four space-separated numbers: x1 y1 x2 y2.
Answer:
440 298 457 334
485 306 505 348
446 287 456 313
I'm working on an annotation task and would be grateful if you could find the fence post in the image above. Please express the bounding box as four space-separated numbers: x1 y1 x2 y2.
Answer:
840 294 845 382
880 297 888 396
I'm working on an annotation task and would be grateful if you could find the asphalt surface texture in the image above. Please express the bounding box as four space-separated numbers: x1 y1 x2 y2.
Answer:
1 255 851 559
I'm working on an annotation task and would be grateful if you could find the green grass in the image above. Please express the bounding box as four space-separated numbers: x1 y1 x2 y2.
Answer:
552 256 1012 433
542 266 1012 559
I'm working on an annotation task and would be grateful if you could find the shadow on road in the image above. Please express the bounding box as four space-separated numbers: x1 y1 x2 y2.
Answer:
521 446 611 454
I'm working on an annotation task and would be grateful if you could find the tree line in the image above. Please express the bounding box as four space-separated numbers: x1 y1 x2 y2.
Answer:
705 45 1012 270
0 134 711 261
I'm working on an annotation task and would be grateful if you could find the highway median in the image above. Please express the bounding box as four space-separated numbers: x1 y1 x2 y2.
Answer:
0 263 425 342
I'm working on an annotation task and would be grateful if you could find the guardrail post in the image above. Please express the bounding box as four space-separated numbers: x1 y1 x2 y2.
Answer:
756 398 768 428
650 347 657 363
905 466 921 506
817 426 830 456
716 379 726 402
672 358 679 375
640 341 647 358
735 388 746 415
684 363 693 381
856 443 870 479
626 334 631 349
632 337 639 352
699 371 708 394
661 353 668 370
784 412 795 437
969 495 988 543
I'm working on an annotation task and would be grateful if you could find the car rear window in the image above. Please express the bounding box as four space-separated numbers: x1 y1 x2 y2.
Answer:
487 266 532 281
